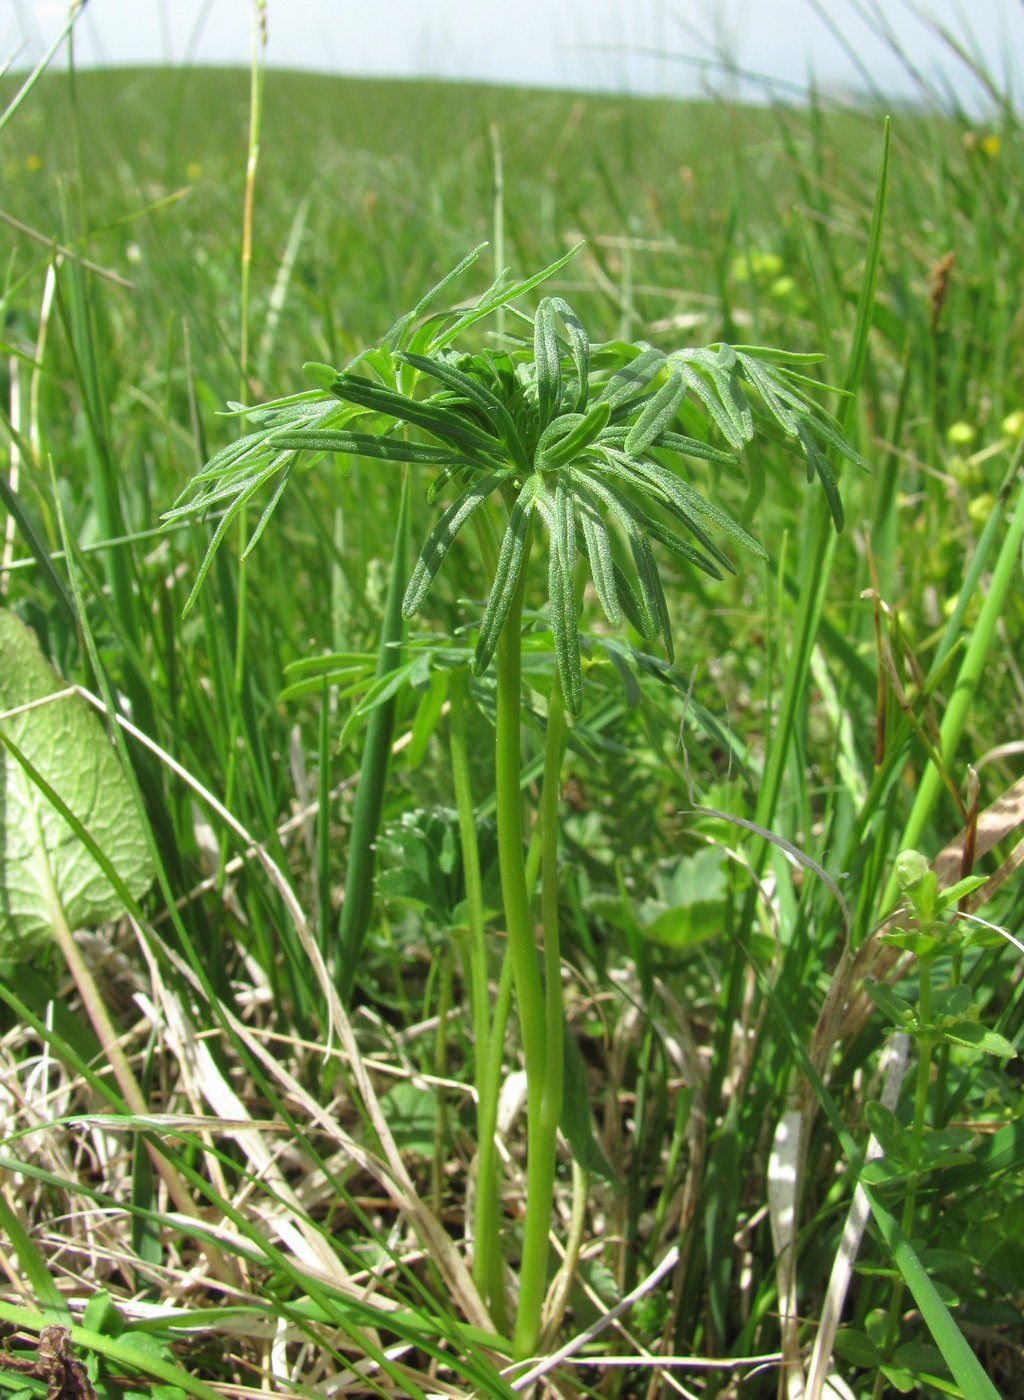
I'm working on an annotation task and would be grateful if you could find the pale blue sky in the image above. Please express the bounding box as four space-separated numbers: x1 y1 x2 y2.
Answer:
7 0 1022 107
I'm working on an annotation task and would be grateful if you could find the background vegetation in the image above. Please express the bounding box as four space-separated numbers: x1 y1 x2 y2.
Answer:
0 21 1022 1400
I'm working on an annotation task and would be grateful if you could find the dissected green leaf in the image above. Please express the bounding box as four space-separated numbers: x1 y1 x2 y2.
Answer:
397 350 531 474
624 370 685 456
545 297 590 411
535 400 611 470
324 374 503 460
404 469 516 617
0 610 154 956
597 344 665 413
533 298 562 425
575 485 621 626
673 346 753 447
474 481 536 676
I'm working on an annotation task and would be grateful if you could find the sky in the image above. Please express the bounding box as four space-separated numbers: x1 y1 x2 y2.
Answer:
6 0 1023 108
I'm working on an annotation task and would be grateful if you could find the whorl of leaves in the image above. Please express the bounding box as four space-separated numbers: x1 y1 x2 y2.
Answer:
166 245 861 714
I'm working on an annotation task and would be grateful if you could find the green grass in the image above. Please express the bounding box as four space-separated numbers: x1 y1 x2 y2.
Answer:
1 33 1022 1400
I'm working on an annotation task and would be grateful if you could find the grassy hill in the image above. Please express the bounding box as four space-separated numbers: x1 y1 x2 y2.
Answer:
0 59 1021 1399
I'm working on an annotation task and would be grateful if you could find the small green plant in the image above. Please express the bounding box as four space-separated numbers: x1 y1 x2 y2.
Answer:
851 849 1016 1395
165 244 859 1358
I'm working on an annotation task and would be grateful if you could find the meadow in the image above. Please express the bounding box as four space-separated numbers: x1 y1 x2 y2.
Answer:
0 31 1022 1400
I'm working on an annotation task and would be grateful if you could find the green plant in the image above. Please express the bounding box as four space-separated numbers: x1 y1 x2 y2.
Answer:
165 243 860 1358
851 849 1015 1395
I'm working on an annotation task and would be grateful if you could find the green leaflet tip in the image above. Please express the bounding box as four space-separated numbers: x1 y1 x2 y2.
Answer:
304 361 340 390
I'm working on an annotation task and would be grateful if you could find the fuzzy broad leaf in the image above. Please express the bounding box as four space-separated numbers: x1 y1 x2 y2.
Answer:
941 1022 1016 1057
0 611 154 956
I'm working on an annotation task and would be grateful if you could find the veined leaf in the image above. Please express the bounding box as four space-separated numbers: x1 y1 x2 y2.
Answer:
0 611 154 955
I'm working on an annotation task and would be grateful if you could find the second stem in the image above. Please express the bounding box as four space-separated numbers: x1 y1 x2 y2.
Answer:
494 545 568 1361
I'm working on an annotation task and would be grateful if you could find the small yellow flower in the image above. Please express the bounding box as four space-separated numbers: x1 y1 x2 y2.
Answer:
185 160 202 180
946 421 976 447
25 153 42 171
1001 409 1024 440
981 133 1000 157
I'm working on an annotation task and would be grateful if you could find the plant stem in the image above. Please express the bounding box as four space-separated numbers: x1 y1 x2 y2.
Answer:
449 667 506 1331
491 539 556 1361
504 634 569 1360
